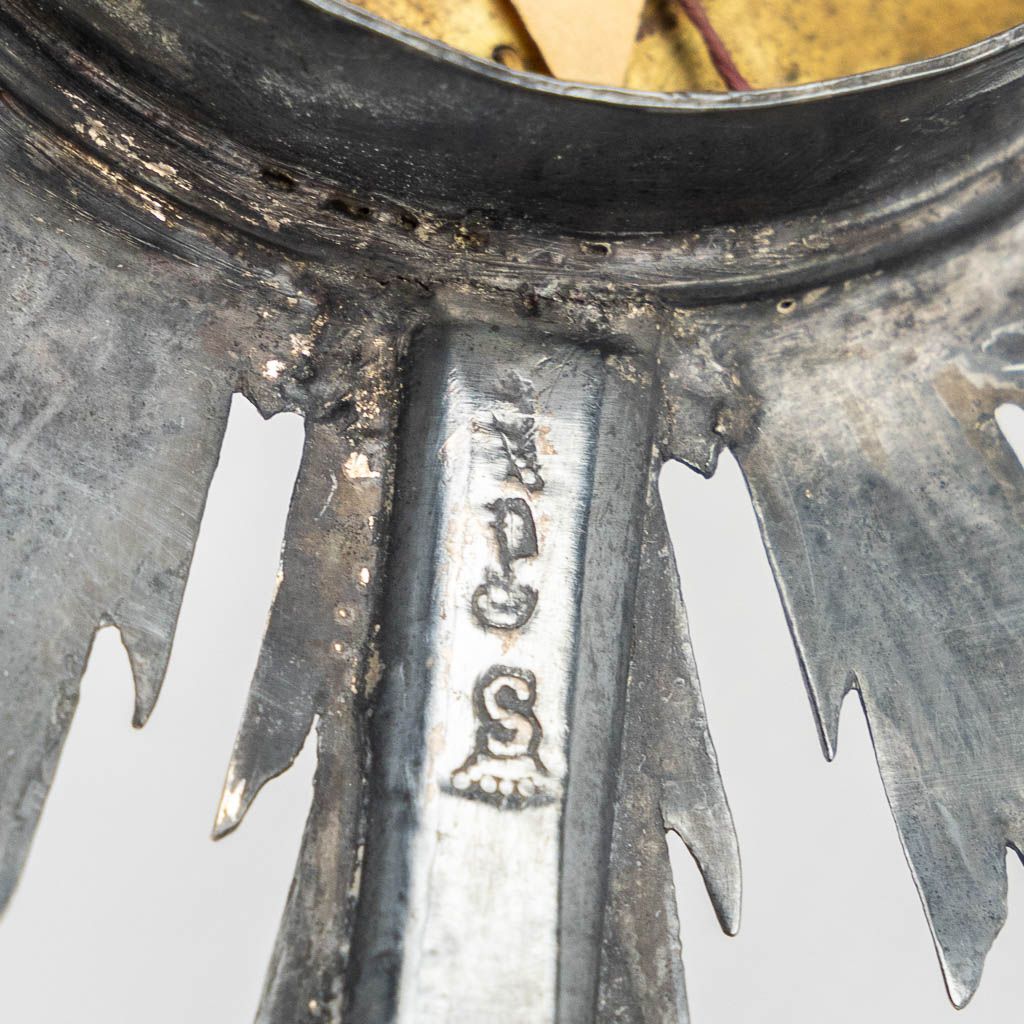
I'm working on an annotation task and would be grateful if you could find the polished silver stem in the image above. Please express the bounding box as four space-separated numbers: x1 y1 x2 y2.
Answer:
347 325 653 1023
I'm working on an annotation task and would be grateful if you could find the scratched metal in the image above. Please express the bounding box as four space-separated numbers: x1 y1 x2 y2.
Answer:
2 1 1024 1022
347 326 653 1022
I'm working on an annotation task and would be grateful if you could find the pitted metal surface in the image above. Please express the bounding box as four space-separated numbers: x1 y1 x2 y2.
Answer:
2 2 1024 1021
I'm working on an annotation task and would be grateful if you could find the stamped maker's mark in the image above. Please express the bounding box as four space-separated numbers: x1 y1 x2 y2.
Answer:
450 371 550 808
490 370 544 493
472 497 538 630
451 666 548 808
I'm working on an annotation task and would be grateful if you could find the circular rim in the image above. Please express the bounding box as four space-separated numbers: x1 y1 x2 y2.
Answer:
305 0 1024 108
4 0 1024 302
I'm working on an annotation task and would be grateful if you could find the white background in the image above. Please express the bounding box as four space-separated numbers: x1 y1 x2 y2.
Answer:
0 394 1021 1022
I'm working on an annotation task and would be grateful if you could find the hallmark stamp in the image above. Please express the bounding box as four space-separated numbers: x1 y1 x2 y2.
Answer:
449 372 554 808
488 371 544 492
450 666 548 807
492 412 544 492
472 498 539 630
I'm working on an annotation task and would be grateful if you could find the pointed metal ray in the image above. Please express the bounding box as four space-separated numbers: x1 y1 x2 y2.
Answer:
599 796 691 1024
254 703 366 1023
0 175 235 912
598 468 741 1022
211 319 400 1019
729 268 1024 1005
637 479 741 936
211 296 401 841
212 419 391 839
5 0 1024 1018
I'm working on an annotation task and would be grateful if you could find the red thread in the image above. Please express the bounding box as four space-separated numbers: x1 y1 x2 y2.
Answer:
674 0 752 91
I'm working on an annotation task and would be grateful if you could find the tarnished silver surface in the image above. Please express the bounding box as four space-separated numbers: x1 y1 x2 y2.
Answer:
348 327 651 1021
3 1 1024 1021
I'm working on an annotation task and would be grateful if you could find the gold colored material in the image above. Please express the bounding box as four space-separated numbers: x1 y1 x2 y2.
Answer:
627 0 1024 91
352 0 1024 90
353 0 548 74
512 0 646 85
